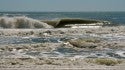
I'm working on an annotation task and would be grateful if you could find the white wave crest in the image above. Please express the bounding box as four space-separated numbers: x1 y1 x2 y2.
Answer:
0 16 53 28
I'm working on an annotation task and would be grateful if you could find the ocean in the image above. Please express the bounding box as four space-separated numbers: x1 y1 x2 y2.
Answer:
0 12 125 59
0 12 125 25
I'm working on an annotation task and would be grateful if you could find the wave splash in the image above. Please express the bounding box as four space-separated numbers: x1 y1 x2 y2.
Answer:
0 16 53 28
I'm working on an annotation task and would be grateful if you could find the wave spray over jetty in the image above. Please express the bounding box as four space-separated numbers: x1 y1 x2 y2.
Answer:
0 16 53 28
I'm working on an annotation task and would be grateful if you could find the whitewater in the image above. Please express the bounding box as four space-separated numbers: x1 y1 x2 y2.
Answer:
0 16 53 28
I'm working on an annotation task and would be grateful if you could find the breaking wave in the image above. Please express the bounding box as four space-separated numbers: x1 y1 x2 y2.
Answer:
42 18 110 28
0 16 53 28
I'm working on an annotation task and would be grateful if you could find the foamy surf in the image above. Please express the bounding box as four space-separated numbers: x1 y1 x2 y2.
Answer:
0 16 53 28
116 51 125 57
71 26 102 28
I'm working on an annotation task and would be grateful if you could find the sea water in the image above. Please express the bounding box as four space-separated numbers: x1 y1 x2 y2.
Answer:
0 12 125 25
0 12 125 59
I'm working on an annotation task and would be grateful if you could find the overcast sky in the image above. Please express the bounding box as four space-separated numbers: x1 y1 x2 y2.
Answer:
0 0 124 12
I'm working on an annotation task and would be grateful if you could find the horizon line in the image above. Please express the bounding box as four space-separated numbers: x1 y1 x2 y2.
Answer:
0 11 125 13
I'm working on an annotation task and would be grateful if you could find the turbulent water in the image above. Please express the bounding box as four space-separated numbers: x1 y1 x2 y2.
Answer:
0 16 52 28
0 34 125 59
0 12 125 59
0 12 125 25
0 12 125 28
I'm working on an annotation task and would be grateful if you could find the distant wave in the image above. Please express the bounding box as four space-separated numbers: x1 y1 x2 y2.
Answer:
3 14 26 16
0 13 29 17
0 16 53 28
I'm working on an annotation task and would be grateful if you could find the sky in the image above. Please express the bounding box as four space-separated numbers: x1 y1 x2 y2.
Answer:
0 0 124 12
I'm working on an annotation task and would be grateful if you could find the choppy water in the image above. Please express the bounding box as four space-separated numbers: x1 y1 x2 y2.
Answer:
0 34 125 59
0 34 125 44
0 12 125 59
0 12 125 25
1 47 125 59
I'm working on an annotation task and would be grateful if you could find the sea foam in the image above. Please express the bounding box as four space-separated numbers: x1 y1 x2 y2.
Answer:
0 16 53 28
